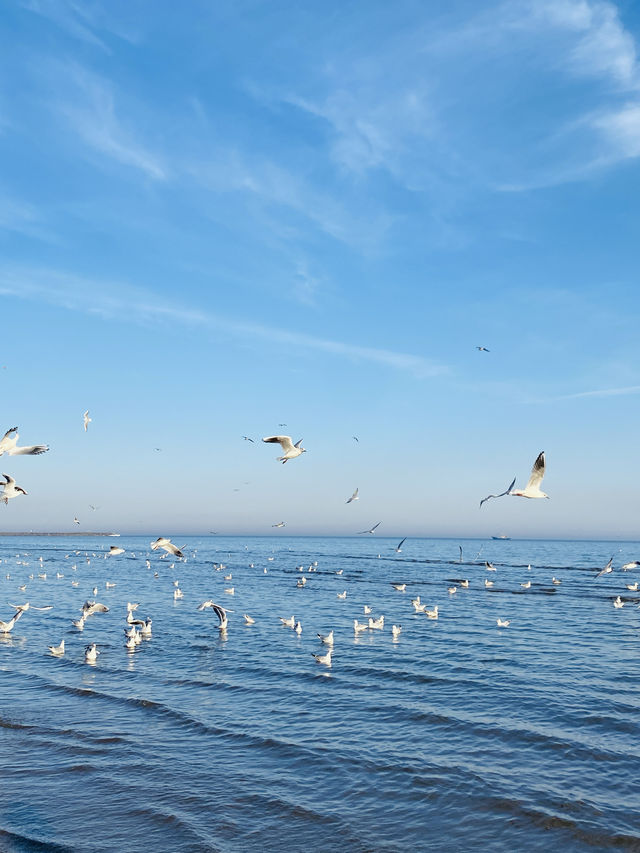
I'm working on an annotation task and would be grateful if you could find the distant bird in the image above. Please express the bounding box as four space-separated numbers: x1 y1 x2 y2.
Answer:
354 619 368 633
552 577 561 585
241 436 254 442
337 590 347 600
626 582 638 591
394 538 406 553
106 546 124 557
0 474 27 504
280 616 295 628
595 557 614 579
150 537 184 558
485 562 496 571
83 411 91 432
197 601 230 630
352 436 359 442
460 579 469 588
48 639 65 656
368 615 384 630
425 606 438 619
448 586 457 594
484 579 494 588
520 581 531 589
346 488 359 504
272 521 286 528
391 583 406 592
73 517 80 525
243 614 255 625
311 648 332 667
357 522 381 535
0 427 48 456
294 620 302 635
622 561 640 571
496 618 510 627
262 435 306 463
613 596 624 609
363 605 372 614
391 624 402 639
476 346 490 352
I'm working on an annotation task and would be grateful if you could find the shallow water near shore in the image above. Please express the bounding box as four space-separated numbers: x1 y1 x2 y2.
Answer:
1 534 639 852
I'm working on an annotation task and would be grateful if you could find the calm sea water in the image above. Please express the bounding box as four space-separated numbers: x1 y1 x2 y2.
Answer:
0 535 639 853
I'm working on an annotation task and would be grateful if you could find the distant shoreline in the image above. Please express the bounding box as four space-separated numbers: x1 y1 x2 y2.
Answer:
0 532 119 537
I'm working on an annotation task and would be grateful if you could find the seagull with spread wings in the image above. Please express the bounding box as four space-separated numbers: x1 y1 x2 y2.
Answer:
480 452 548 507
83 411 91 432
1 474 27 504
262 435 306 463
197 601 230 631
150 537 184 558
346 488 359 504
0 427 48 456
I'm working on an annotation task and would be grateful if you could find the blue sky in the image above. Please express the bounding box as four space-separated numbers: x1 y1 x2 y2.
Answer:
1 0 639 538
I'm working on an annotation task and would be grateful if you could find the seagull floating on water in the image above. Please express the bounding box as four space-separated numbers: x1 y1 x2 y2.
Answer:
311 648 332 667
48 639 65 656
262 435 306 463
497 618 510 627
0 427 48 456
318 630 334 645
84 643 99 663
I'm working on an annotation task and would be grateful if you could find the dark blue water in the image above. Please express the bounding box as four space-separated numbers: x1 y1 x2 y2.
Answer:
1 535 639 852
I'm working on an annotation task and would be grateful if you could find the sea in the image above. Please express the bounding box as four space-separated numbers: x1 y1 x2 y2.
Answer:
0 535 639 853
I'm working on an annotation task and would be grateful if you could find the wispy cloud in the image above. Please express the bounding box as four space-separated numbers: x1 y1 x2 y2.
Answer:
0 266 447 378
46 62 166 180
551 384 640 400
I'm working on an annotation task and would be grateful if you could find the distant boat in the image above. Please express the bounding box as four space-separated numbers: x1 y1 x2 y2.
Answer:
491 535 510 540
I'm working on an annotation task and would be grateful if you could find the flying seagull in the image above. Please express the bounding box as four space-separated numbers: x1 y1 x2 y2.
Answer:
480 452 549 507
357 521 382 535
621 561 640 571
595 557 614 579
476 346 490 352
150 537 184 558
262 435 306 463
242 436 254 442
346 488 359 504
0 427 48 456
83 411 91 432
272 521 286 528
1 474 27 504
394 538 406 553
197 600 230 631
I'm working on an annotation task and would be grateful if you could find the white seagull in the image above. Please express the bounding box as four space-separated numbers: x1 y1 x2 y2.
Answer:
1 474 27 504
595 557 614 579
476 346 490 352
394 538 406 553
150 537 184 558
497 618 510 627
480 451 549 507
83 411 91 432
197 601 230 630
311 648 332 667
0 610 23 632
317 630 334 645
106 546 125 557
272 522 286 528
346 488 359 504
262 435 306 463
0 427 48 456
48 639 65 656
84 643 99 663
621 561 640 571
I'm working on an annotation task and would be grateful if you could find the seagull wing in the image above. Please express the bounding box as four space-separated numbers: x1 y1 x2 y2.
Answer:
0 427 18 451
346 488 359 503
8 444 49 456
2 474 15 486
479 477 516 508
396 538 406 550
525 452 545 491
262 435 295 452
